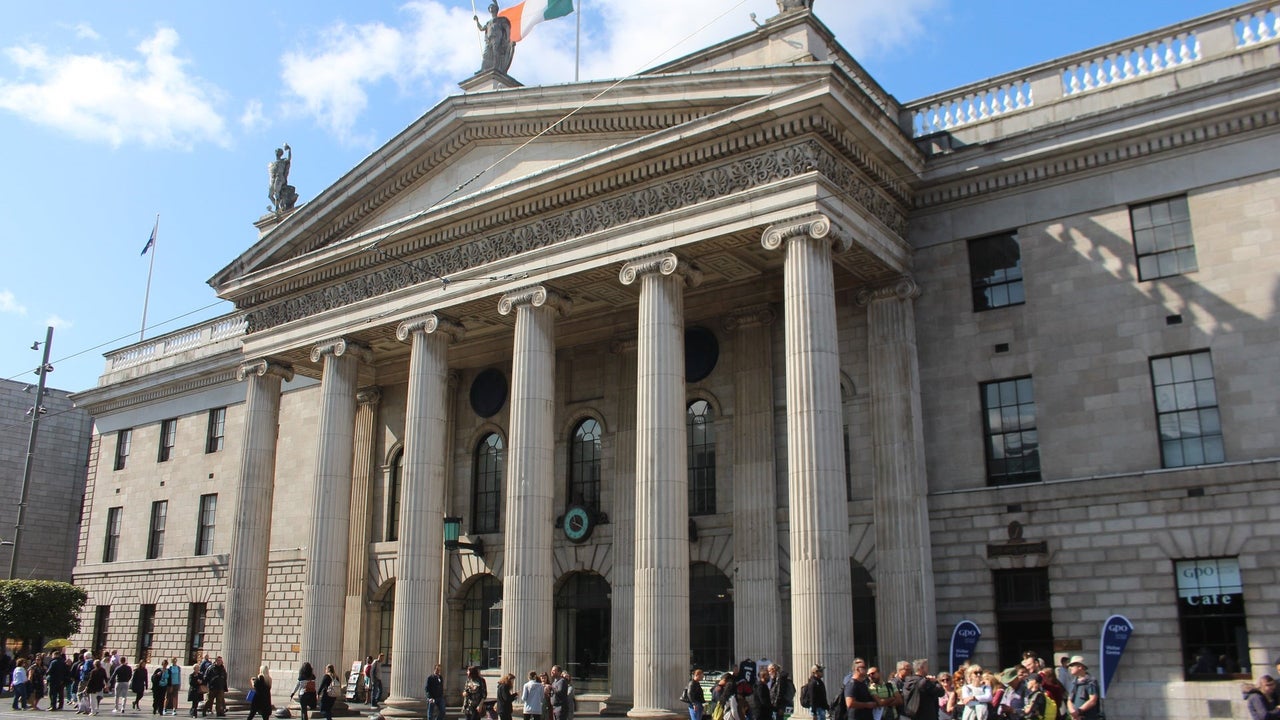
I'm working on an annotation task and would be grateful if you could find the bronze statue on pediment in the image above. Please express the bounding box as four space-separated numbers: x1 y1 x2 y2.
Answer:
777 0 814 11
475 1 515 75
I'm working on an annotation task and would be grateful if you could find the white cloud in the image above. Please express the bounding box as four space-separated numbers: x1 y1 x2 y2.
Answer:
0 289 27 316
282 0 939 142
240 98 266 132
0 27 230 150
72 23 101 41
46 314 72 330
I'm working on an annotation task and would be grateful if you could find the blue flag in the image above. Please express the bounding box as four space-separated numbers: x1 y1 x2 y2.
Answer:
949 620 982 674
1099 615 1134 697
141 219 157 255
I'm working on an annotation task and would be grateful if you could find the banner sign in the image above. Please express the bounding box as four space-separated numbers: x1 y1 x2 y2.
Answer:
1099 614 1135 697
949 620 982 674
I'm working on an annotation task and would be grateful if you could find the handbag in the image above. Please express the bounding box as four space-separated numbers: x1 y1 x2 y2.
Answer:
247 690 256 704
326 682 339 699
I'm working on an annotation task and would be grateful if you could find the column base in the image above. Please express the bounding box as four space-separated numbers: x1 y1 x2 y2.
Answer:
627 709 681 720
379 698 429 719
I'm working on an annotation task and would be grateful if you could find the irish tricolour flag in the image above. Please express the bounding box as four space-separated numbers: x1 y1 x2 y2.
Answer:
499 0 575 43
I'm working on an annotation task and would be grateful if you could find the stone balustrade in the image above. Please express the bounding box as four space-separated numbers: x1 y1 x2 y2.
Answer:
106 313 247 371
903 0 1279 138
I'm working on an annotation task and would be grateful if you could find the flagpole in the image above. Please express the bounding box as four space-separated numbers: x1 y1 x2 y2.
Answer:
575 0 582 81
140 214 158 342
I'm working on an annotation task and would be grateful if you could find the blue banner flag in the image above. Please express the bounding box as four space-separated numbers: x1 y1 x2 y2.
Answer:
1099 614 1134 697
949 620 982 674
141 218 157 255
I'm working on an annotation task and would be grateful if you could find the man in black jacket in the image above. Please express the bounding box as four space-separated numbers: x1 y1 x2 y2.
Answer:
201 656 228 717
47 652 69 711
750 666 774 720
899 659 945 720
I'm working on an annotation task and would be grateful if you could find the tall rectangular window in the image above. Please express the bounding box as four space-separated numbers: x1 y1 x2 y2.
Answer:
195 494 217 555
103 507 123 563
993 568 1054 670
1151 351 1223 468
687 400 717 515
147 500 168 559
1132 195 1197 281
158 419 177 462
136 604 156 661
93 606 111 656
471 434 504 535
1176 557 1250 679
114 429 132 471
206 407 226 453
980 377 1041 485
186 603 207 665
968 232 1025 311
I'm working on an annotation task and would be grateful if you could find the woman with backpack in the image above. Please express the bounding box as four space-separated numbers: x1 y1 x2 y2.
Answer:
317 665 341 720
290 662 318 720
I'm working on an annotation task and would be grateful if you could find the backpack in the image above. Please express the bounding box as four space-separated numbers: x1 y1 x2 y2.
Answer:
800 682 812 710
829 693 848 720
152 668 164 687
901 679 923 719
158 667 170 687
305 679 317 694
1043 695 1058 720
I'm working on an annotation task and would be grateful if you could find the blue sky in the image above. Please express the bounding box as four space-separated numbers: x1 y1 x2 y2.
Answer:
0 0 1223 395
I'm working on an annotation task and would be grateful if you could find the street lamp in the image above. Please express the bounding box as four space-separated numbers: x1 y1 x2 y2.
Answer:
443 517 484 556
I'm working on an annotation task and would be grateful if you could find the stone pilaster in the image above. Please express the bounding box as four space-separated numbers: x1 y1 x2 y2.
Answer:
724 306 782 662
762 215 853 688
857 278 936 667
497 286 569 679
344 386 382 667
384 315 464 718
621 253 700 720
225 359 293 696
608 337 638 711
301 338 371 671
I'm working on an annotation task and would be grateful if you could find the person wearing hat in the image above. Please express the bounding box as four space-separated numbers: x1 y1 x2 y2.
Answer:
1064 657 1100 720
995 666 1028 719
802 665 829 720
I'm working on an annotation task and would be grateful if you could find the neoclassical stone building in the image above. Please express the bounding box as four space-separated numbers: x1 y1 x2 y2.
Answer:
71 3 1280 719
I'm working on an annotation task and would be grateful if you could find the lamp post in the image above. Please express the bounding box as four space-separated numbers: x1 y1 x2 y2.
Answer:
443 517 484 556
10 326 53 580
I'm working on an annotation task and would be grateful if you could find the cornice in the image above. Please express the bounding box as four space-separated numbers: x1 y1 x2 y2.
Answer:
244 129 907 334
914 99 1280 210
78 368 242 417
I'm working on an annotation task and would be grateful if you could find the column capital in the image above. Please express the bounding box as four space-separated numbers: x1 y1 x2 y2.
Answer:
395 313 465 343
855 276 922 306
761 213 851 253
237 358 295 383
618 252 702 288
356 386 383 406
309 337 374 364
723 304 776 332
497 285 571 317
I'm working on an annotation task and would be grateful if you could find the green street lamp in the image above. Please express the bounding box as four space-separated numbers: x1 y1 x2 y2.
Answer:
443 516 484 556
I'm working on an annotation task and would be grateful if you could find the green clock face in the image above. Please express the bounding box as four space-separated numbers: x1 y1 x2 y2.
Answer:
563 505 593 543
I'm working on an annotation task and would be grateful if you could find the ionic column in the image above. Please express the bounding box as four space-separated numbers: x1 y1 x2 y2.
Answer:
724 306 782 662
498 286 569 679
344 387 382 667
608 337 638 711
225 359 293 695
761 215 853 688
621 253 700 720
858 278 936 667
385 315 464 718
300 338 371 671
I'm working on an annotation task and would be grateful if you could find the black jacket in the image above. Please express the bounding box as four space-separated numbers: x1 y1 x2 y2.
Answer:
900 674 945 720
749 680 774 718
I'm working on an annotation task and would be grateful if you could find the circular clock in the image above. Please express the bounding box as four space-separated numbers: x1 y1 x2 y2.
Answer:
563 505 594 543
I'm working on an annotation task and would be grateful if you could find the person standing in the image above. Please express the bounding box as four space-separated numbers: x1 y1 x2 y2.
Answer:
11 657 30 710
318 665 340 720
495 673 517 720
49 651 70 712
843 663 876 720
151 662 167 716
867 667 898 720
369 654 384 707
163 659 182 716
561 674 575 720
131 661 149 711
426 664 447 720
29 655 48 711
186 664 205 718
749 666 774 720
684 669 706 720
900 659 945 720
802 665 828 720
247 667 272 720
110 657 133 713
290 663 318 720
463 666 487 720
768 664 795 720
87 660 110 716
1064 657 1099 720
521 671 544 720
202 657 227 718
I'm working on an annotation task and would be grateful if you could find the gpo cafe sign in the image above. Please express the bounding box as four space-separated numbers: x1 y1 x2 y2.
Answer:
1177 559 1243 607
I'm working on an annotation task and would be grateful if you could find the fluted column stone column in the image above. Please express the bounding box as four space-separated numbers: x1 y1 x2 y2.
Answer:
498 286 568 679
858 278 936 667
622 253 700 720
384 315 464 718
225 359 293 696
301 338 371 671
724 306 782 662
608 337 638 711
762 215 853 693
344 387 382 667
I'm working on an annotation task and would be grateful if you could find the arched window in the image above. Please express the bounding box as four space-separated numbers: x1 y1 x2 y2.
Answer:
554 572 611 693
687 400 716 515
472 434 504 534
386 450 403 541
690 563 733 670
569 418 602 510
462 575 503 669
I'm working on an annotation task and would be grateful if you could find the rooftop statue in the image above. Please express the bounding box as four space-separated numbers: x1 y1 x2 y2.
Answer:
777 0 814 11
475 1 516 75
268 144 298 214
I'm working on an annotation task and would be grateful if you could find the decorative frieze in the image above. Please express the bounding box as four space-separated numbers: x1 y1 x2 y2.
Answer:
245 139 905 333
